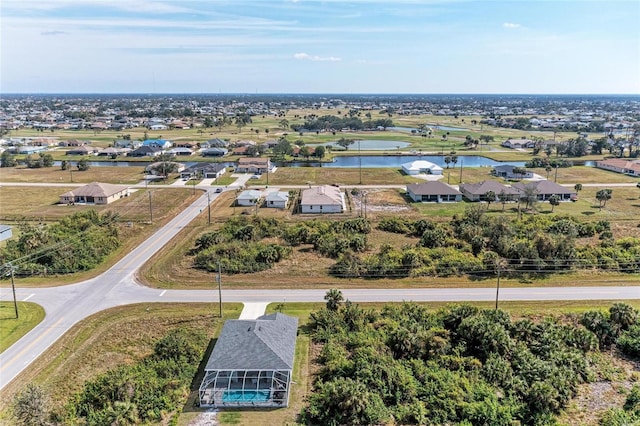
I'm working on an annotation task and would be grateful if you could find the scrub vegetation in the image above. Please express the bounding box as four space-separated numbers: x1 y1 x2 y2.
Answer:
303 296 640 426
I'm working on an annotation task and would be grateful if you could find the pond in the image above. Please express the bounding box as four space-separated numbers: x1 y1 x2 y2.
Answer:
322 140 411 150
282 155 526 168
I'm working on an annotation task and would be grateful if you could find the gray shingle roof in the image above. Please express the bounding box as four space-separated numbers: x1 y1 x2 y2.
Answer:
512 180 576 195
459 180 519 196
205 313 298 371
406 181 461 196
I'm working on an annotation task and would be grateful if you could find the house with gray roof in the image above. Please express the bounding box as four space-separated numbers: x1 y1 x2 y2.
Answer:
199 313 298 408
512 180 577 201
459 180 519 202
492 165 534 180
406 181 462 203
180 162 226 180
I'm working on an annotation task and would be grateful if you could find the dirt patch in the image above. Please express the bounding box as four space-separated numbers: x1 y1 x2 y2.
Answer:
187 409 218 426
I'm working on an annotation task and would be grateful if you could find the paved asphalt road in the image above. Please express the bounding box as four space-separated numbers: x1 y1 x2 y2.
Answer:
1 180 640 391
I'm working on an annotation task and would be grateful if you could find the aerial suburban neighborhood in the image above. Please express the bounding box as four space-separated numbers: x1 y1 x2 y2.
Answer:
1 92 640 426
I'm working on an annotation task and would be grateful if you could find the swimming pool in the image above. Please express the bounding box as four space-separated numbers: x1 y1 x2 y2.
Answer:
222 390 270 403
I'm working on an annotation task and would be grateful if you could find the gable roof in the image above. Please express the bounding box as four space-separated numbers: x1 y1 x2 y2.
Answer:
406 181 461 195
402 160 443 173
238 189 263 200
512 180 576 195
205 313 298 371
301 185 342 205
459 180 519 196
183 162 226 173
266 191 289 202
60 182 128 198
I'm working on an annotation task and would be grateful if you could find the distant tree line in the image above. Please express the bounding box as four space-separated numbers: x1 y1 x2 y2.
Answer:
292 115 393 132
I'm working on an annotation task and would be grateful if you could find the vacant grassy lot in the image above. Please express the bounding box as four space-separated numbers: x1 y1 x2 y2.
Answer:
0 165 146 184
258 167 422 186
0 303 242 420
0 302 45 353
0 188 200 286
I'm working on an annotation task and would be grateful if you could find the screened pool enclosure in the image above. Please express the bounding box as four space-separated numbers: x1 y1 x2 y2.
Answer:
199 313 298 408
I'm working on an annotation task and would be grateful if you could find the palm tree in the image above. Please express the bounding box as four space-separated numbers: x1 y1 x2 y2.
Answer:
324 288 344 311
574 183 583 193
596 189 612 210
549 194 560 212
484 190 496 210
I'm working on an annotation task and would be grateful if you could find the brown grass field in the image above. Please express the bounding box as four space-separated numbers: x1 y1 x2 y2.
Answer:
0 187 200 286
0 165 146 184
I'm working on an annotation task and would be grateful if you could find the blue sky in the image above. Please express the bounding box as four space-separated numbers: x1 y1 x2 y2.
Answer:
1 0 639 94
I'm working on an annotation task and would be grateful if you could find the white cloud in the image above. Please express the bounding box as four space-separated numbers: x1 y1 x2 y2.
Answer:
503 22 522 29
294 52 341 61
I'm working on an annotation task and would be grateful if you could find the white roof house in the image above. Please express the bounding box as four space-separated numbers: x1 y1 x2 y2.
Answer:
237 190 263 206
402 160 444 175
265 191 289 209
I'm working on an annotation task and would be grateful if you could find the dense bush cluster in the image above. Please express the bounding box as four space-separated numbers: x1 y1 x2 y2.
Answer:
63 329 205 425
0 211 121 276
192 217 371 273
580 303 640 356
303 300 636 425
525 157 573 168
331 208 640 279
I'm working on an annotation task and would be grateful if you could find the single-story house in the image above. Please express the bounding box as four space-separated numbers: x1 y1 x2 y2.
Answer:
167 147 194 156
0 224 13 242
595 159 640 177
180 163 226 180
203 138 229 148
65 145 102 156
300 185 344 214
60 139 88 147
401 160 444 175
198 313 298 408
145 161 185 176
235 139 257 147
59 182 130 205
16 145 48 154
406 181 462 203
492 165 534 180
175 141 198 149
149 124 168 131
113 139 142 149
233 146 249 155
512 180 577 201
236 158 273 174
202 147 228 157
142 139 172 149
502 139 535 149
97 147 126 157
128 146 162 157
459 180 520 202
237 190 263 206
265 191 289 209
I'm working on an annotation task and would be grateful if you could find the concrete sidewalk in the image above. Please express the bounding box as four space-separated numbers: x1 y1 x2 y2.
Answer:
238 302 270 319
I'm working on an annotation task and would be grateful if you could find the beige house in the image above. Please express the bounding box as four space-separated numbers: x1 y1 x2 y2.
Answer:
300 185 344 213
595 158 640 177
235 157 273 174
60 182 130 205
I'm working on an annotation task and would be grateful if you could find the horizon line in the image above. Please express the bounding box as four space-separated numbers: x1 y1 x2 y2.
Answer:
3 92 640 97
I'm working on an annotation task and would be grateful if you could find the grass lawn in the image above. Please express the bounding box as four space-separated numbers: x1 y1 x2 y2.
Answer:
0 188 201 287
0 302 45 353
262 167 422 186
0 165 146 184
0 303 243 419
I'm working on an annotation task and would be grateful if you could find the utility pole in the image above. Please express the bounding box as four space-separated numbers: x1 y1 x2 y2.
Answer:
495 266 501 310
459 158 463 183
207 191 211 225
217 260 223 318
358 140 362 185
10 266 18 318
148 191 153 222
